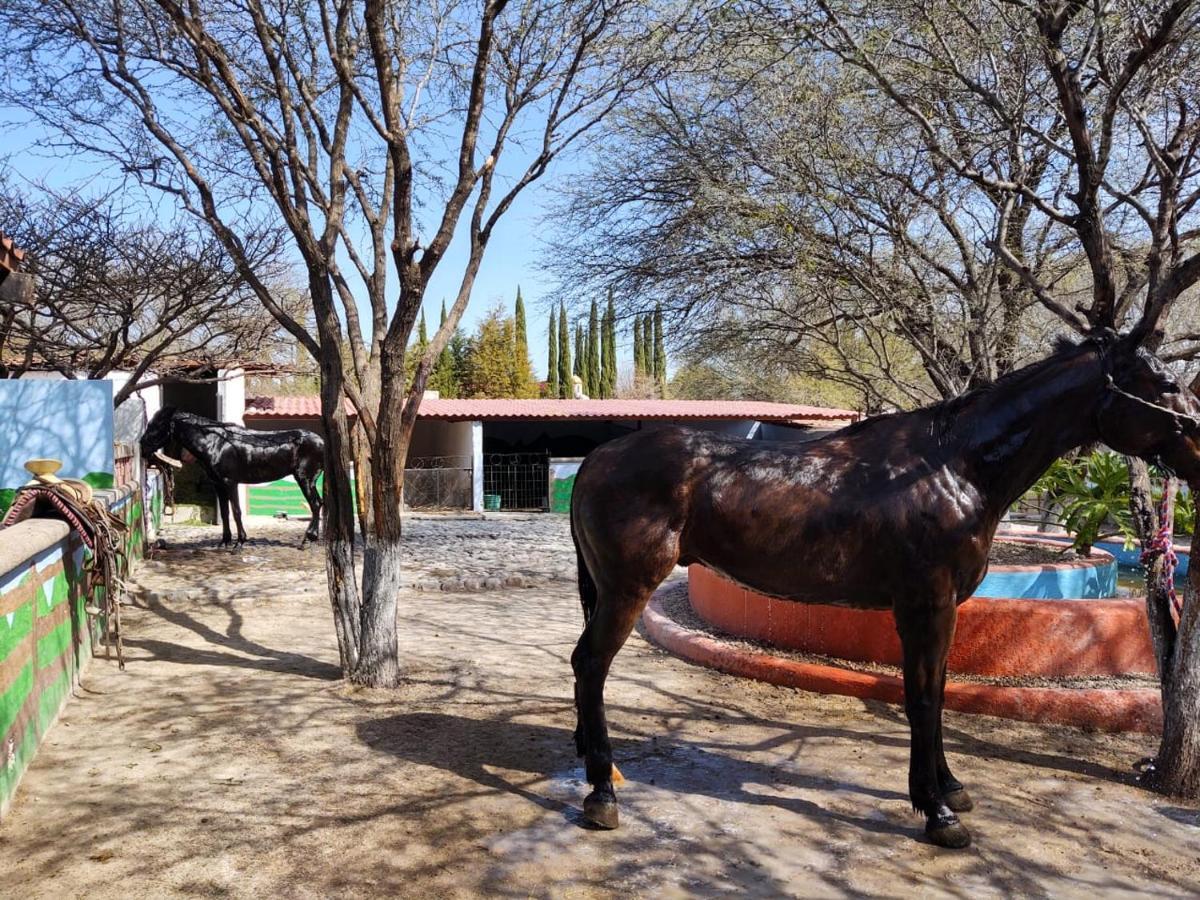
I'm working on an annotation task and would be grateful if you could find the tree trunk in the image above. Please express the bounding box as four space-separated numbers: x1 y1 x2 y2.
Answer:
309 274 362 676
1129 458 1200 797
348 342 408 688
1155 502 1200 797
1128 459 1174 687
319 364 363 676
349 418 374 541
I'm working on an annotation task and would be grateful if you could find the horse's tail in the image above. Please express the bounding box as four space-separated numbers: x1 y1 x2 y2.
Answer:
570 514 599 626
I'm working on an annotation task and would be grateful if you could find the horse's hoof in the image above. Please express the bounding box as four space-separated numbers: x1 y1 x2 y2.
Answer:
926 816 971 849
944 788 973 813
582 792 619 830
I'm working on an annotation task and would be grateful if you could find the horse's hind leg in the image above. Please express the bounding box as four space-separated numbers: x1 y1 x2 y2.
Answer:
296 475 322 544
571 589 649 829
225 481 247 545
896 598 970 849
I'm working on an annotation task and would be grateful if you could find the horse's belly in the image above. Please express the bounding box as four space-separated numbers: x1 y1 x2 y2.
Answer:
691 547 895 611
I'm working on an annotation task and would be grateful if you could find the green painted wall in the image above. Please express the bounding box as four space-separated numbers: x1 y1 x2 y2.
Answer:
0 479 156 819
549 459 583 514
246 473 355 517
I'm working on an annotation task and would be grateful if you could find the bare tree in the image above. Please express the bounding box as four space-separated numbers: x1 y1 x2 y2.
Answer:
811 0 1200 798
0 0 672 685
548 3 1093 410
0 176 290 403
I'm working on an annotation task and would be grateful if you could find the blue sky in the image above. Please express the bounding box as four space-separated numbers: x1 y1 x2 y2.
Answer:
1 109 601 381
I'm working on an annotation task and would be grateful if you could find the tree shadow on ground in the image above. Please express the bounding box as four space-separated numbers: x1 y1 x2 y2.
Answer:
356 711 907 838
122 594 341 680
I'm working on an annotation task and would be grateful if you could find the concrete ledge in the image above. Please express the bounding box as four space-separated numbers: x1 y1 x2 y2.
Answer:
643 592 1162 734
0 519 70 578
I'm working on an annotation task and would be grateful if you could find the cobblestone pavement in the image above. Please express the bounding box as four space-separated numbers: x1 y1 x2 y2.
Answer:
134 513 578 602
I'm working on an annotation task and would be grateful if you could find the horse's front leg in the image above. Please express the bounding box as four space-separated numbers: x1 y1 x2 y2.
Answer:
936 713 972 812
215 484 232 547
896 597 970 849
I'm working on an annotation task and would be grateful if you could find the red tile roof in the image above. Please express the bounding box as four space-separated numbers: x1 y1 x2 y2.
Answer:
244 395 356 418
418 398 857 423
244 395 858 424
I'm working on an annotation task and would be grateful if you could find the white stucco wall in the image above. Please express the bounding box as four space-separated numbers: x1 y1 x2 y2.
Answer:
218 368 246 427
472 421 483 513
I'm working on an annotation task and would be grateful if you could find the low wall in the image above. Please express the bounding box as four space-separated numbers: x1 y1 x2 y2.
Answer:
0 481 153 819
689 565 1157 677
246 473 357 517
549 458 583 514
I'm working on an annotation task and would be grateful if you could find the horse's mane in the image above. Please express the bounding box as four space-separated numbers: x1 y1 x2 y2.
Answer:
836 336 1101 445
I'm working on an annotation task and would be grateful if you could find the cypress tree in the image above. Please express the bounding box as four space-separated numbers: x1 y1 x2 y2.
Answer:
573 321 584 382
407 308 430 386
633 316 644 377
557 301 571 398
547 306 559 397
586 299 600 399
653 302 666 395
429 301 460 398
642 314 654 380
510 288 534 397
601 291 616 398
514 287 529 370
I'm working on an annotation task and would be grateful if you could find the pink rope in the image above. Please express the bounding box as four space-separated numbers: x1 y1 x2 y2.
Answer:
1140 489 1181 618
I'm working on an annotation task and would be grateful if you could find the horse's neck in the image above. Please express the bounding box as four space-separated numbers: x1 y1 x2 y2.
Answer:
176 420 224 459
955 352 1103 514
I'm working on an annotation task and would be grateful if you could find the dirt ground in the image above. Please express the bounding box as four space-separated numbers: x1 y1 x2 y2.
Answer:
1 523 1198 898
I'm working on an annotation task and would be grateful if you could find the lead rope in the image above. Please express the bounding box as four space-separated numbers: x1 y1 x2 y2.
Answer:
1139 479 1181 620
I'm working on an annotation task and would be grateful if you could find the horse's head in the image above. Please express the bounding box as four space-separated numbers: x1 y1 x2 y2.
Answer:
139 406 177 458
1097 337 1200 483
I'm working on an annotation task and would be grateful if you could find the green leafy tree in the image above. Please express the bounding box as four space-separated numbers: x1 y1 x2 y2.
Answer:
601 290 616 398
557 300 571 398
450 328 471 394
586 299 601 398
547 306 559 397
463 305 521 398
653 302 666 396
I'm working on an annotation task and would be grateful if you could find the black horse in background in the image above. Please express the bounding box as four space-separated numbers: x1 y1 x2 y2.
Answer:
140 407 324 546
570 333 1200 849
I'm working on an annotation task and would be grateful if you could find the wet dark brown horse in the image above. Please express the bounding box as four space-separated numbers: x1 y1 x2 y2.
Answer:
570 334 1200 848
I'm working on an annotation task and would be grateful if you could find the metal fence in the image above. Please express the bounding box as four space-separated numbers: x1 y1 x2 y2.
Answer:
404 455 472 510
483 451 550 511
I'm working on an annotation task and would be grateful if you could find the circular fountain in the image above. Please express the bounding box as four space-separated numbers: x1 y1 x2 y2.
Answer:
644 536 1181 732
